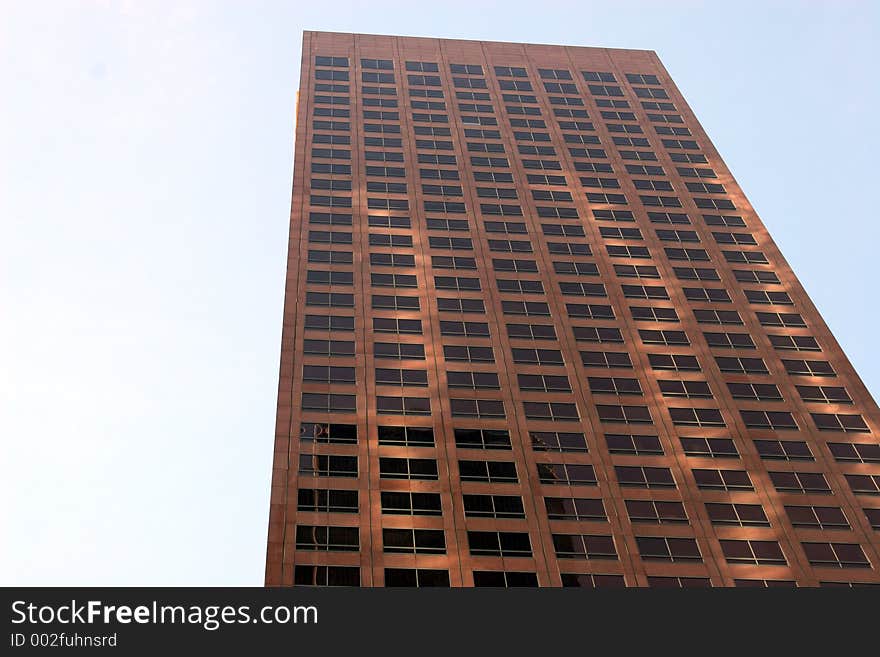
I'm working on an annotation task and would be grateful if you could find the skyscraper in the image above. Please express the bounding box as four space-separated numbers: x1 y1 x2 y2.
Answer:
266 31 880 587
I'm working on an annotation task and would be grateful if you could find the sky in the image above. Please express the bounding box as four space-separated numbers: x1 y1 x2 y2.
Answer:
1 1 878 586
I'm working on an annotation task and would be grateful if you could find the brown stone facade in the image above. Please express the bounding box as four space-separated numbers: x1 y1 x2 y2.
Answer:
266 31 880 587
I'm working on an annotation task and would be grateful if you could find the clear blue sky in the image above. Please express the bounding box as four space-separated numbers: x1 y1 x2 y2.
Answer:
1 1 878 585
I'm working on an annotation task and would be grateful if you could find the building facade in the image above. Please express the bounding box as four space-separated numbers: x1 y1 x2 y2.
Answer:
266 31 880 587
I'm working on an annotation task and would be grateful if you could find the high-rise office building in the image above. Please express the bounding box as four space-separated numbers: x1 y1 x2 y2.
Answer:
266 31 880 587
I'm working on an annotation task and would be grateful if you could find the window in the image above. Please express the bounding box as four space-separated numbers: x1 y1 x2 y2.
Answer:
680 436 739 458
692 468 753 491
757 312 806 328
827 442 880 463
615 264 660 279
309 230 353 245
435 276 481 291
786 505 849 530
468 531 532 557
580 350 633 369
641 195 682 208
507 323 557 340
295 526 359 552
720 540 786 565
723 249 768 264
693 309 742 325
674 266 719 281
501 301 551 316
596 404 652 423
294 565 360 587
561 573 625 588
512 348 563 366
745 290 793 305
493 258 538 273
639 329 689 346
572 326 623 343
494 65 528 77
648 353 700 371
306 292 354 308
458 460 519 483
636 537 701 562
846 474 880 496
375 341 425 360
740 410 798 430
303 365 356 384
315 56 348 67
566 303 615 319
734 269 779 283
385 569 450 587
372 294 419 311
450 399 505 418
648 577 711 588
297 488 358 514
463 494 525 519
615 466 675 488
703 332 755 349
488 238 531 252
622 284 669 300
665 247 709 262
668 407 724 427
811 413 870 432
727 382 782 401
531 431 588 452
715 231 757 246
801 543 870 569
433 255 476 270
657 229 699 243
769 471 831 494
705 502 769 527
298 454 357 478
684 287 730 303
658 380 713 399
606 244 651 259
553 534 617 560
754 439 813 461
440 320 489 337
447 371 500 390
304 314 354 332
301 393 356 413
367 215 409 229
626 500 688 524
443 345 494 363
715 356 768 374
531 450 597 482
380 492 442 516
370 233 412 248
300 422 357 445
379 457 437 480
782 359 835 376
524 402 580 421
734 579 797 588
371 253 415 267
545 497 606 521
375 395 431 416
518 374 571 392
374 318 422 335
378 425 434 447
449 428 510 451
605 433 663 455
589 376 642 396
473 571 538 588
383 529 446 554
361 58 393 73
375 368 428 387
